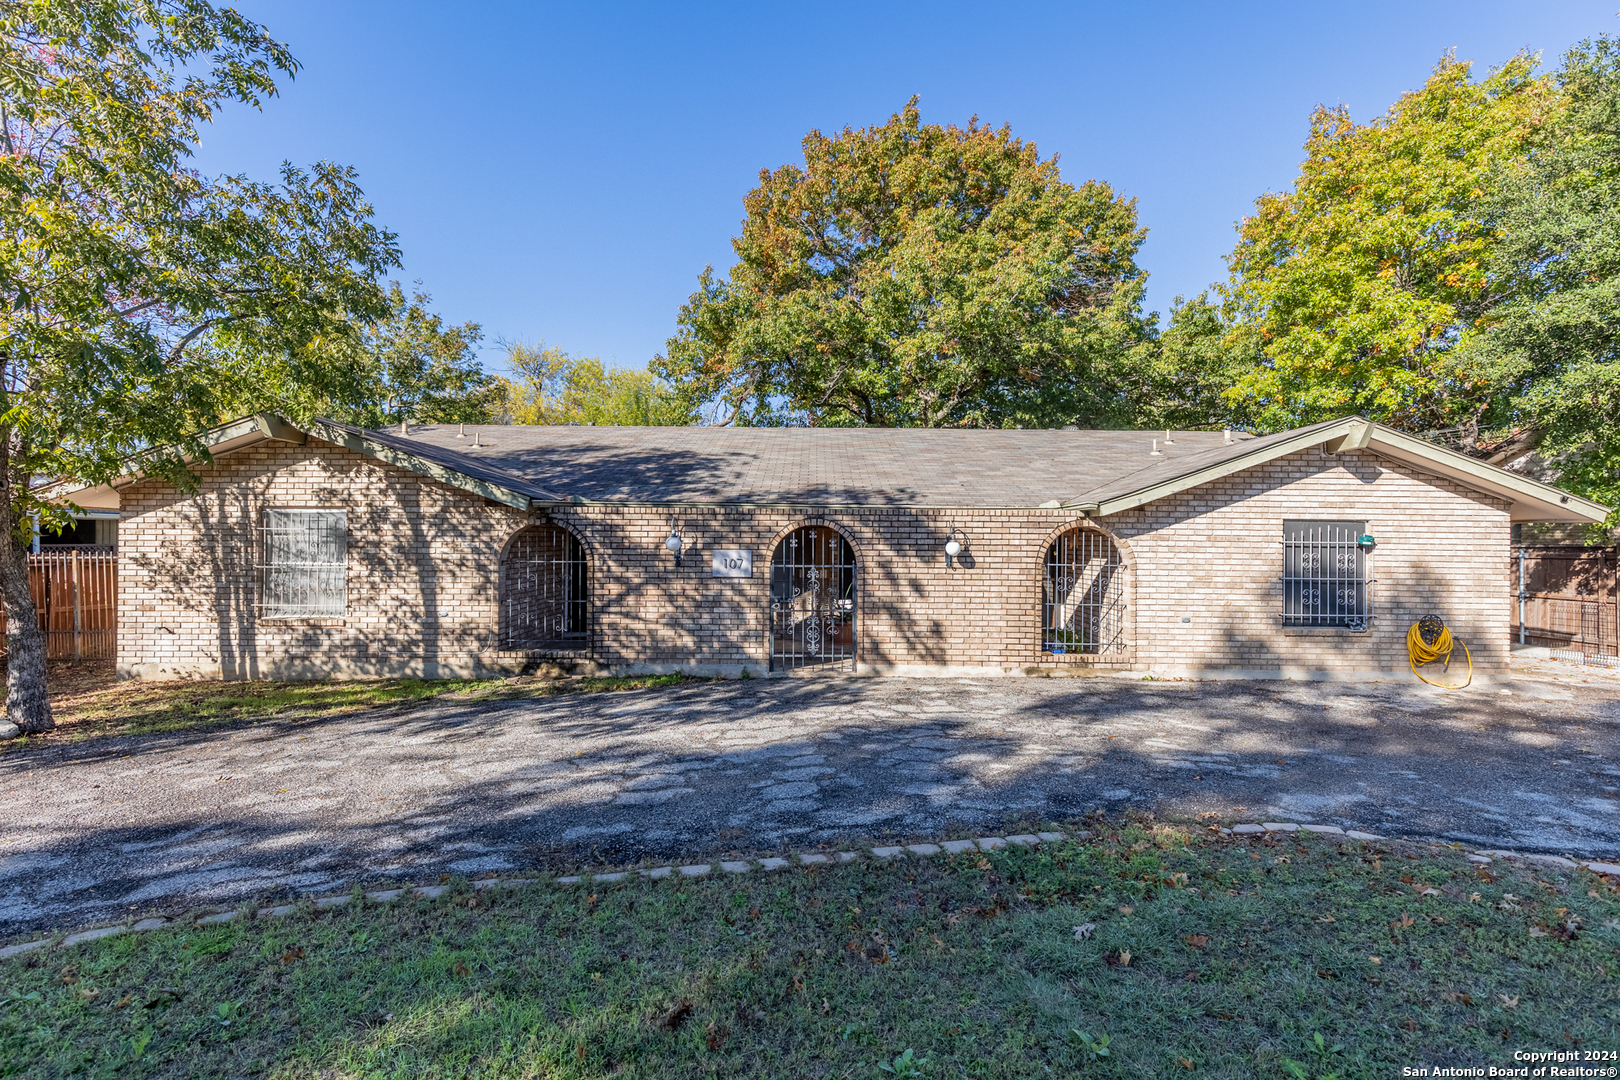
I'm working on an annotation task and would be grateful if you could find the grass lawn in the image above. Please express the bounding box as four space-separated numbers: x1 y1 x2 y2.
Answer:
1 662 703 752
2 819 1616 1079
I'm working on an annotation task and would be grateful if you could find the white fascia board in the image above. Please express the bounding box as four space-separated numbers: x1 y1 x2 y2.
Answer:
305 421 534 511
1088 419 1364 517
1086 416 1611 524
1366 427 1610 524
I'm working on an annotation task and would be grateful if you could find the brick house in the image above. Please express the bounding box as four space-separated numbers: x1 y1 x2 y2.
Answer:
60 414 1608 682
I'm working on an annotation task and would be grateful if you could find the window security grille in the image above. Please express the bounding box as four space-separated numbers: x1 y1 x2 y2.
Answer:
1281 519 1370 630
1043 529 1127 654
261 510 347 618
502 525 588 649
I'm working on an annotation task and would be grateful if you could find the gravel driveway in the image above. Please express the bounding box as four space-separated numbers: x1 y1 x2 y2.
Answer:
2 657 1617 936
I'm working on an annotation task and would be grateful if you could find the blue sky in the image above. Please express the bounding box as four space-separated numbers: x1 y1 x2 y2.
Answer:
194 1 1616 373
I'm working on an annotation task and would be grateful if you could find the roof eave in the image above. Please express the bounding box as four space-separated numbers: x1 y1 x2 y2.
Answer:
1082 418 1366 516
304 420 538 511
1081 417 1611 524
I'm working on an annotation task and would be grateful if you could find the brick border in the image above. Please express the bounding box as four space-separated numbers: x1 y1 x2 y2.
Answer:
4 824 1615 963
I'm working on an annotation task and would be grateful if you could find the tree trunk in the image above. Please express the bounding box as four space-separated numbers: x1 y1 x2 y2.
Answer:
0 533 49 733
0 430 50 735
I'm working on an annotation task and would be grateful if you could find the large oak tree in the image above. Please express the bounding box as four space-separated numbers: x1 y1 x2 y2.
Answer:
656 99 1150 429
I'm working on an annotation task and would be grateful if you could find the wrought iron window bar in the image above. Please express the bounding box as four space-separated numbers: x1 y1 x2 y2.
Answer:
259 510 347 619
1280 519 1372 630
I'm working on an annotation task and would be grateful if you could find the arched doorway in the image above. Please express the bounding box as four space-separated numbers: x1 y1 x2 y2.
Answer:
770 525 856 672
1042 527 1127 655
501 524 587 650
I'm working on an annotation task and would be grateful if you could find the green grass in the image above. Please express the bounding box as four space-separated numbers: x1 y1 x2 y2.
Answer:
2 665 704 752
3 819 1617 1078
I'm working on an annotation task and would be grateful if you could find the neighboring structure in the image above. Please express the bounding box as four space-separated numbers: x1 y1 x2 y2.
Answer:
60 414 1610 682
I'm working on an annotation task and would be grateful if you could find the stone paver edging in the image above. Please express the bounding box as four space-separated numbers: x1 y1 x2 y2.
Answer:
4 823 1616 963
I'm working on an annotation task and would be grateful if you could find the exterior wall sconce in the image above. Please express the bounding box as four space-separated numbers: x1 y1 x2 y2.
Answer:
944 528 968 568
664 528 684 567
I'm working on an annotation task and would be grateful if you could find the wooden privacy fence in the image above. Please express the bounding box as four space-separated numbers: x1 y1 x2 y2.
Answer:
1513 545 1618 659
0 547 117 660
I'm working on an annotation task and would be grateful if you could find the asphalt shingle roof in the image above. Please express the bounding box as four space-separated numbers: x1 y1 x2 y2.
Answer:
381 424 1263 507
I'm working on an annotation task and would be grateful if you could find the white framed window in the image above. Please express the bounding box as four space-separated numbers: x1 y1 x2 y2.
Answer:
261 509 347 618
1282 519 1370 630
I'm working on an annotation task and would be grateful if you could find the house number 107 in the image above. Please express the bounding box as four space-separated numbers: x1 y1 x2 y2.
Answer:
711 549 753 578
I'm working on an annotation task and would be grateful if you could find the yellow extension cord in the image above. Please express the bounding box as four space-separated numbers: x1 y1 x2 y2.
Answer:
1407 619 1473 689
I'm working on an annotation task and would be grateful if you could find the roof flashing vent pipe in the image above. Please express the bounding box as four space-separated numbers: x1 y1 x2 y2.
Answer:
1163 429 1174 445
400 420 408 435
1223 428 1233 445
1151 438 1161 457
457 423 466 439
471 429 482 448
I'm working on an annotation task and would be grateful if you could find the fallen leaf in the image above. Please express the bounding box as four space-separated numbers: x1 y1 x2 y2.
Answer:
281 947 305 965
1184 934 1209 949
1316 969 1337 979
819 998 830 1016
1528 927 1548 938
704 1020 727 1050
1499 995 1519 1009
1469 893 1482 903
1390 913 1414 930
113 994 132 1009
76 987 99 1001
1117 949 1132 967
452 960 471 977
1368 956 1382 964
1179 1056 1196 1069
1073 924 1095 941
1118 905 1134 916
1316 914 1336 923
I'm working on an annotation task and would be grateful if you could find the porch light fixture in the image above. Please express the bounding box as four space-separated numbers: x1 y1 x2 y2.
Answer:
943 528 967 568
664 528 684 567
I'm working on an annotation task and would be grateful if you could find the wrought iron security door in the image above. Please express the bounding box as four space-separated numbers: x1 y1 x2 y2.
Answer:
1042 528 1127 654
771 526 856 671
502 525 588 650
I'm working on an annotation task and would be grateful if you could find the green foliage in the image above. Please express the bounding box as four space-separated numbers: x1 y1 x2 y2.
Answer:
0 0 400 520
500 342 696 426
656 97 1151 429
1219 53 1557 438
214 281 501 429
1455 36 1620 527
876 1047 929 1076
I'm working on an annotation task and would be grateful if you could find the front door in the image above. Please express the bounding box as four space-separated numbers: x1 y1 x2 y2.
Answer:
770 526 856 672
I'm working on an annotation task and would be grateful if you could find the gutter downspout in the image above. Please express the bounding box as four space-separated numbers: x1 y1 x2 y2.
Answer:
1518 547 1527 646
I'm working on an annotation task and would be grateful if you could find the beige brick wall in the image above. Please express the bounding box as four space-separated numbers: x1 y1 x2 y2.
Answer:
117 437 1509 681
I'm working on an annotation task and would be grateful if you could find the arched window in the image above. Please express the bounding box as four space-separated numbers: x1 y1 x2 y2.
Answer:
1043 528 1126 654
502 525 587 650
770 526 856 671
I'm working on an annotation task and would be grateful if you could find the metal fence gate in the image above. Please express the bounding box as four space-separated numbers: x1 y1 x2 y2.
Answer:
502 525 588 650
0 547 118 660
1514 545 1617 659
770 526 856 672
1042 528 1126 654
